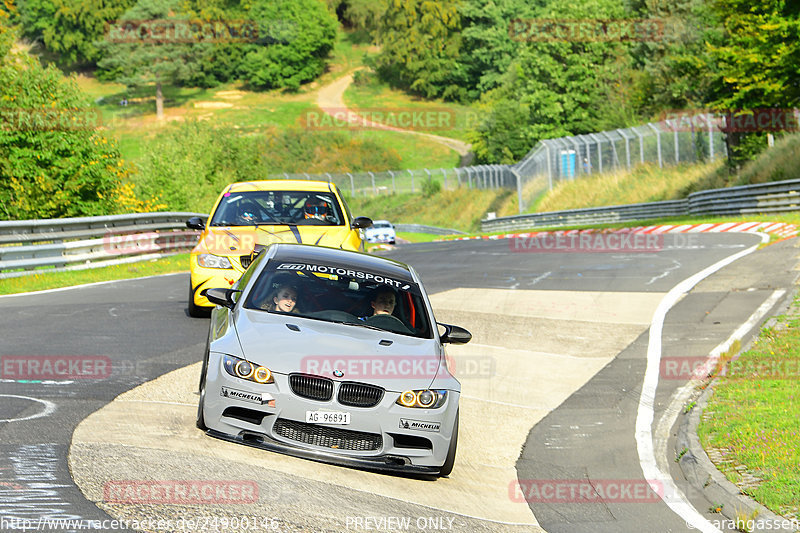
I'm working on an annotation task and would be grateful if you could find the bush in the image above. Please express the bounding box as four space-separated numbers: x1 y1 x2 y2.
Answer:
132 121 404 213
422 179 442 198
0 40 132 219
238 0 338 90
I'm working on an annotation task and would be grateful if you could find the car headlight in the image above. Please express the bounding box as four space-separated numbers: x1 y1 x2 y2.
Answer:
223 355 273 384
396 389 447 409
197 254 233 269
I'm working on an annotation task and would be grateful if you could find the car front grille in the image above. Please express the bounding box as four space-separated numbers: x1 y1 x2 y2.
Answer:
338 382 384 408
289 374 334 402
239 245 266 269
273 418 382 451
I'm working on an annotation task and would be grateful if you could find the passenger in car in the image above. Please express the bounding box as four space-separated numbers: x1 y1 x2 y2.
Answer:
265 284 299 313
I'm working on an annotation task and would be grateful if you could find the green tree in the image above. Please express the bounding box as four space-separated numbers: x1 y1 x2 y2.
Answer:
0 30 129 219
0 0 13 58
96 0 204 120
237 0 338 90
706 0 800 165
326 0 388 36
470 0 635 163
17 0 136 66
372 0 463 100
456 0 536 100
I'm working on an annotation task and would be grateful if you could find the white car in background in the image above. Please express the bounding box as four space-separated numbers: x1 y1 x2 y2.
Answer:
365 220 396 245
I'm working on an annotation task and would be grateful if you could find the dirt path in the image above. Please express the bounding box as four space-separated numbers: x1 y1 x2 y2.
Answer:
316 70 472 157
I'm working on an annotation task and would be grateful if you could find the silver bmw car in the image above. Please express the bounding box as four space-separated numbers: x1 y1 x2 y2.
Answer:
196 243 471 476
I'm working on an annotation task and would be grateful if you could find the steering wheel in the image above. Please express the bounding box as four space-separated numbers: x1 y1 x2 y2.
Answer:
363 314 413 334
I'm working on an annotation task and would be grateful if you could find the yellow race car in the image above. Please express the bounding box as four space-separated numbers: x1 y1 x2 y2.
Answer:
186 180 372 317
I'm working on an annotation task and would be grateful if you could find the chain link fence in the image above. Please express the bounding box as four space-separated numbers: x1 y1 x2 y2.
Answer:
512 114 728 211
267 165 515 198
266 113 735 212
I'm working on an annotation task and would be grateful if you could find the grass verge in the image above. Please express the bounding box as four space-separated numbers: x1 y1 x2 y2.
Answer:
346 188 517 233
534 161 723 213
697 293 800 520
0 254 191 295
343 71 476 143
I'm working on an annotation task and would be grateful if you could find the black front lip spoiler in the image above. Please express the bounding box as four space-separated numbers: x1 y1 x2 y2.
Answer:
206 429 441 476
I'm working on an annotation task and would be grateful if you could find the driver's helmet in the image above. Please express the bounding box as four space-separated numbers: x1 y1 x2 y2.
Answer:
237 201 259 224
304 197 328 220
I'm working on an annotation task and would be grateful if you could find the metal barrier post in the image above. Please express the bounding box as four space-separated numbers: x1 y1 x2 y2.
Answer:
647 123 663 168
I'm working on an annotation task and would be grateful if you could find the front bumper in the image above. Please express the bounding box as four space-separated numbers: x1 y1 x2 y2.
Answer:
202 352 458 472
366 234 396 243
206 429 440 475
190 259 245 308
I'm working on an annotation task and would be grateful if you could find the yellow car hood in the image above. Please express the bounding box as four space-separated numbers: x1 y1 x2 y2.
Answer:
199 225 353 255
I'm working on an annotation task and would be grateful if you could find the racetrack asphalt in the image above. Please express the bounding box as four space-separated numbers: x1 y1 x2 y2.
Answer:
1 233 797 532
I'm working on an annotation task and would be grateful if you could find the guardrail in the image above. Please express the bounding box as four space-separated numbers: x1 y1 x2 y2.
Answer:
394 224 466 235
481 178 800 232
0 212 205 279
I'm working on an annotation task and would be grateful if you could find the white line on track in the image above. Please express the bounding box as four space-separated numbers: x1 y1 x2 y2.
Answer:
0 272 186 299
636 232 769 533
654 288 786 508
0 394 57 422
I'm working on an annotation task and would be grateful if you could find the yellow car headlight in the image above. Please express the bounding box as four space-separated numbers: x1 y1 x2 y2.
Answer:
197 254 233 269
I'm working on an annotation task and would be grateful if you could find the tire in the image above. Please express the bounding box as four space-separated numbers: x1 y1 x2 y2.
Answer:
196 367 208 431
196 341 210 430
438 410 459 477
188 280 210 318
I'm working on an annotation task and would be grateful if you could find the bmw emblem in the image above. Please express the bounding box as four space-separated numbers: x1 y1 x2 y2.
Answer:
333 369 344 378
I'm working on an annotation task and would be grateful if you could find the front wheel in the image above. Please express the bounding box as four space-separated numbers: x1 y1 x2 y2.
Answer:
438 410 459 477
196 351 209 430
188 280 210 318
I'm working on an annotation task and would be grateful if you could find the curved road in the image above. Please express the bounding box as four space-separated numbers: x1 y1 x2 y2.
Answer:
0 233 796 532
316 71 472 157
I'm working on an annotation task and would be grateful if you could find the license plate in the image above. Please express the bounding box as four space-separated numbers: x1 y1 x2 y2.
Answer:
306 411 350 425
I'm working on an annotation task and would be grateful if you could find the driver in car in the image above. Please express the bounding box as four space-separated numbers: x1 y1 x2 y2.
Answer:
237 201 259 225
304 198 329 221
367 287 396 316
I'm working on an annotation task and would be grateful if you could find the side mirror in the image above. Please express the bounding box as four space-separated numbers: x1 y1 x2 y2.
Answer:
186 216 206 230
205 288 240 309
438 323 472 344
352 216 373 229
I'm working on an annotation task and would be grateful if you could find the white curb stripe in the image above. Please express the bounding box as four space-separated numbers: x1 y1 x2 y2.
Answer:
636 232 769 533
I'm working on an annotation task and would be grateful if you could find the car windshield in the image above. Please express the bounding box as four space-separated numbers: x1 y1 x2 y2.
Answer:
209 190 344 227
244 261 432 338
372 222 392 229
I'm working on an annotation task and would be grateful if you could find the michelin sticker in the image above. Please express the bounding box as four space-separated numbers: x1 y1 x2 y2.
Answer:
221 387 275 406
399 418 441 432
